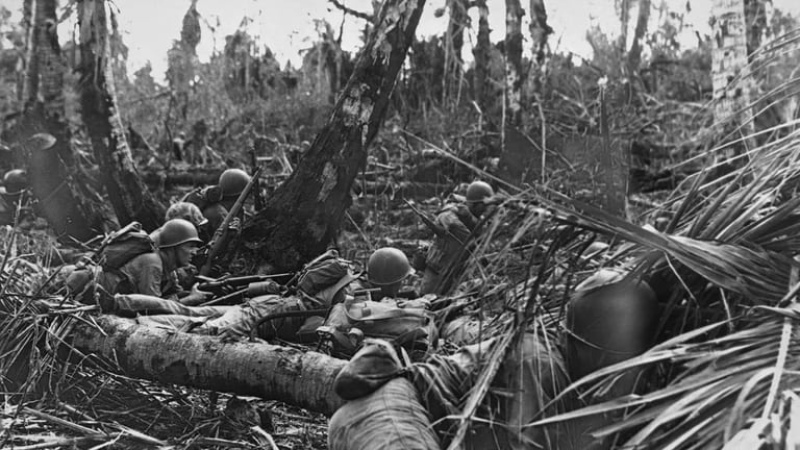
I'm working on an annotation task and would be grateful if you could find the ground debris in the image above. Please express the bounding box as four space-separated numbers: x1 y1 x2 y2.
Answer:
1 372 328 449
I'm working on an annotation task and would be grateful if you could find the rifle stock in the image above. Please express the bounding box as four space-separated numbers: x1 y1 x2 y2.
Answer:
200 166 263 276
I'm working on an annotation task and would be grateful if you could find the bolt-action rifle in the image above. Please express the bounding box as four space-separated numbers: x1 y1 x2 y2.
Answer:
200 166 263 277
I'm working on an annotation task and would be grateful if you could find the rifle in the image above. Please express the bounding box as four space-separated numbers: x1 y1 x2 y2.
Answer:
197 273 291 295
249 144 263 210
200 166 263 276
198 280 280 307
403 199 446 238
351 287 420 300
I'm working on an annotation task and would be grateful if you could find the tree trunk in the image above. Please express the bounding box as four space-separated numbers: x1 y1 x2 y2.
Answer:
473 0 491 118
711 0 755 160
443 0 468 104
504 0 524 128
69 315 346 416
619 0 631 53
11 0 104 241
77 0 165 231
234 0 426 272
447 0 468 66
626 0 651 76
528 0 551 67
20 0 37 107
744 0 772 56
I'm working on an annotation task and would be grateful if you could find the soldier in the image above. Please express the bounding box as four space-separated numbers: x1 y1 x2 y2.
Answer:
317 247 434 356
420 180 494 295
68 219 210 307
182 168 251 233
151 201 210 245
150 202 211 295
366 247 415 299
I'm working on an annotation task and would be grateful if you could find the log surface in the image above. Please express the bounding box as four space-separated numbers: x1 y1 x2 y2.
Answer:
70 315 346 416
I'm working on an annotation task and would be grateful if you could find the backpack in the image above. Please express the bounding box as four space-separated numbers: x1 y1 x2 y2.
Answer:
96 221 157 272
295 249 358 305
318 298 437 357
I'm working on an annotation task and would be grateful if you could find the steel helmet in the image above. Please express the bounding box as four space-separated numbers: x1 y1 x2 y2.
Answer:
466 180 494 203
218 169 251 198
367 247 414 286
2 170 28 195
157 219 203 249
165 202 208 226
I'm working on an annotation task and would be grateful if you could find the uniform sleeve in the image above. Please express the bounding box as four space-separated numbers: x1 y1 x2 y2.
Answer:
439 210 471 243
137 264 164 297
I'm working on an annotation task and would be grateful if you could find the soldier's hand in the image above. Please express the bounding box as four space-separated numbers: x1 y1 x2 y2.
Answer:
180 283 213 306
191 282 213 299
228 217 241 232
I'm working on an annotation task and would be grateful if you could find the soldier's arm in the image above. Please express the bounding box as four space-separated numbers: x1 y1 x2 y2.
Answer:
440 211 471 243
138 265 164 297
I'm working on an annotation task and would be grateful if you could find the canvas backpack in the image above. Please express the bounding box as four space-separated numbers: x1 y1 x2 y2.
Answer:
294 249 359 306
95 221 156 272
317 297 437 357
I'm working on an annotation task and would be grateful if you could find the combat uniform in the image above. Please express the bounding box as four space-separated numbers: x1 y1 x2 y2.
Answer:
420 203 478 295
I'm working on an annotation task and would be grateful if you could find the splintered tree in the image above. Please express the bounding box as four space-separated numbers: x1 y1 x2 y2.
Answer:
473 0 492 119
77 0 164 231
504 0 524 128
528 0 552 97
443 0 469 104
235 0 426 272
710 0 753 134
626 0 650 76
12 0 103 241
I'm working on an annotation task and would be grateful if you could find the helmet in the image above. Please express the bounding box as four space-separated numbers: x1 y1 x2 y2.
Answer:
165 202 208 226
158 219 203 249
2 170 28 195
368 247 414 286
218 169 250 198
466 181 494 203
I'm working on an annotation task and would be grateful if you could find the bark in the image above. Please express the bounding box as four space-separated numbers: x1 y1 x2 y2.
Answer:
619 0 631 53
711 0 755 159
528 0 552 66
446 0 468 65
69 315 346 416
77 0 165 231
504 0 524 128
20 0 37 107
626 0 651 76
443 0 469 103
744 0 772 56
235 0 427 272
472 0 491 117
13 0 104 241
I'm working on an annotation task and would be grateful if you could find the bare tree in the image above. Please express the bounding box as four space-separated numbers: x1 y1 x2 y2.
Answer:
473 0 492 118
626 0 651 76
77 0 165 231
233 0 427 272
504 0 524 128
11 0 104 241
443 0 469 104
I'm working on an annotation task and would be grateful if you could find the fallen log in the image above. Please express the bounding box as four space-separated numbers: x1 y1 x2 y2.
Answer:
69 315 346 416
352 180 451 200
140 169 289 192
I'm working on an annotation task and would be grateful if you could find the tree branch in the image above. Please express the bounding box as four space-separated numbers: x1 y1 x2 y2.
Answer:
327 0 373 22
